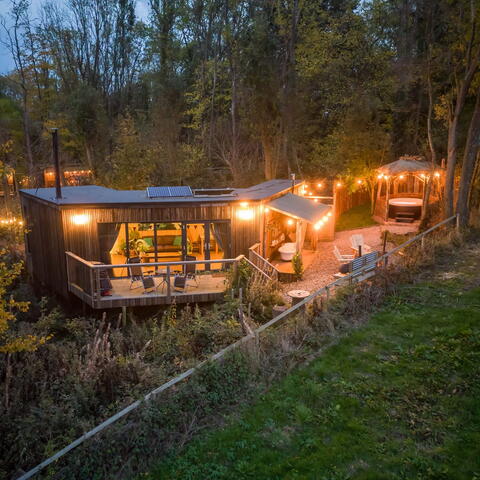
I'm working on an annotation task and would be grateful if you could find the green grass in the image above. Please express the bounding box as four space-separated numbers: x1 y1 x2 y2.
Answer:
146 247 480 480
336 203 377 232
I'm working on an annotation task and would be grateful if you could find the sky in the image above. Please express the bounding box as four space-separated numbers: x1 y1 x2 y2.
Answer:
0 0 150 74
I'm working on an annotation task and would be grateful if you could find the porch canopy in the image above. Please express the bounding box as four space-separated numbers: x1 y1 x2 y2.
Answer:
267 193 331 224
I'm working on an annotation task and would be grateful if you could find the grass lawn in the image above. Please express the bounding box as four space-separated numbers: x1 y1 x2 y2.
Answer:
146 244 480 480
336 203 377 232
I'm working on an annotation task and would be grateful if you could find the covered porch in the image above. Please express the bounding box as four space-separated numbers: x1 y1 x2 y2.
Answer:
261 193 333 280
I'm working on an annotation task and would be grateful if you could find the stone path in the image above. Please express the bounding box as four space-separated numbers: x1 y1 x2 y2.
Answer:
282 223 418 296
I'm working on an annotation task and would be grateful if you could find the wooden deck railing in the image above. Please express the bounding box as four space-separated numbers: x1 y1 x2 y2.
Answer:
65 253 244 307
248 243 279 281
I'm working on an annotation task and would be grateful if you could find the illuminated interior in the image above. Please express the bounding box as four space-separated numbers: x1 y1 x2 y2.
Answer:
98 221 229 276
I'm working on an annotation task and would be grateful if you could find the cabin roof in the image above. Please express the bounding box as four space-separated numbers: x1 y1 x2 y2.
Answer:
19 179 300 206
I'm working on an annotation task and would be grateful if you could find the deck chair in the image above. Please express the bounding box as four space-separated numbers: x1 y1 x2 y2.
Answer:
350 234 372 254
184 255 199 287
127 257 156 292
333 245 355 264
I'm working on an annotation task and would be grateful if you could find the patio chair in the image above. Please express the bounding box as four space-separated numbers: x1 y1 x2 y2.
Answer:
127 257 158 293
333 245 355 264
173 255 199 292
350 234 372 254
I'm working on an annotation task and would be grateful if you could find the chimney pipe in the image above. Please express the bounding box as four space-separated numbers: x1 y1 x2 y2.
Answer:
51 128 62 199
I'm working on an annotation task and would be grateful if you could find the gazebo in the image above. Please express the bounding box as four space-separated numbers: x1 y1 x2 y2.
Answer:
373 155 444 223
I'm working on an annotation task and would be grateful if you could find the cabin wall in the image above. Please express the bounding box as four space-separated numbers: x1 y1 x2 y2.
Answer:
20 196 68 297
60 204 240 261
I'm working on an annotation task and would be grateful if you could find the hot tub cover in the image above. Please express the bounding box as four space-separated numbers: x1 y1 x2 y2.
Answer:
267 193 331 224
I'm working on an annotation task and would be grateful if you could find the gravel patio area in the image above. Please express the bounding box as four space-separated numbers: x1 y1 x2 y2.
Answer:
282 223 418 296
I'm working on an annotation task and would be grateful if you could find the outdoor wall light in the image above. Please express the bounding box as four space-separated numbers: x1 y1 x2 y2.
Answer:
434 172 441 177
236 207 254 220
240 201 249 208
377 174 384 179
399 175 404 179
71 214 90 225
314 223 321 230
327 211 332 217
336 182 342 187
317 183 323 188
357 179 362 184
287 219 294 226
314 198 319 203
265 207 270 213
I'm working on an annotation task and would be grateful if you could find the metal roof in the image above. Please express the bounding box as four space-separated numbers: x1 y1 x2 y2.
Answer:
267 193 331 224
19 180 300 206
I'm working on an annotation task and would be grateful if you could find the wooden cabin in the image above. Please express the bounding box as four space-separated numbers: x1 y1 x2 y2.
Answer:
19 180 334 309
43 165 93 187
373 156 444 224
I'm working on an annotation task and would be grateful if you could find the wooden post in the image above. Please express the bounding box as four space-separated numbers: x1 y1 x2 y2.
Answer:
325 285 330 312
456 213 460 232
384 177 390 222
382 230 388 254
122 306 127 326
166 266 171 300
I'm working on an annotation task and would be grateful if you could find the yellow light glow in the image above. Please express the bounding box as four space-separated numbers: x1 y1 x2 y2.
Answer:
314 223 321 231
308 192 313 196
384 175 389 179
287 219 294 226
71 214 90 225
240 201 249 208
317 183 323 188
357 179 362 184
236 208 254 221
377 174 383 179
323 215 329 222
336 182 342 187
420 173 425 178
327 211 332 217
434 172 440 177
314 198 319 203
265 207 270 213
399 175 404 179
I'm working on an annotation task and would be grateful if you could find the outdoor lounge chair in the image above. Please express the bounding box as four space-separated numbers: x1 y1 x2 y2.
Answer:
173 255 199 292
350 234 372 254
333 245 355 264
127 257 162 293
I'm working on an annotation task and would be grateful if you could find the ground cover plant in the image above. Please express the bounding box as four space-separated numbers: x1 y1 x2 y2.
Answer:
147 239 480 479
335 203 377 231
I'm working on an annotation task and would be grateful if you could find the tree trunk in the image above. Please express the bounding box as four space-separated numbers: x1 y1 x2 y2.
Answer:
262 135 276 180
456 90 480 226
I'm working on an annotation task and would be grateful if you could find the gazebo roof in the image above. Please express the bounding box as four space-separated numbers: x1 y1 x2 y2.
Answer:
377 156 432 176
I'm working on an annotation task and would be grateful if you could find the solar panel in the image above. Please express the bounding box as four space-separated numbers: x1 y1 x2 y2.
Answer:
146 186 193 198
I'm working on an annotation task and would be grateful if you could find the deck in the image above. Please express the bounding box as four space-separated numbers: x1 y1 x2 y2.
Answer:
66 252 234 309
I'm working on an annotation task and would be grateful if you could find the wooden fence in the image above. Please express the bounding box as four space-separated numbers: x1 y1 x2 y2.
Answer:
17 214 459 480
334 186 371 221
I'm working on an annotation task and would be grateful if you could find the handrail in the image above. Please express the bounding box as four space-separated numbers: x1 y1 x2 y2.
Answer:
242 257 273 281
22 215 458 479
65 252 241 269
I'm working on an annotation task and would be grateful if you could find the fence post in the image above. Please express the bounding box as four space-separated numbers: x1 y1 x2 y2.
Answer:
421 235 425 249
455 213 460 232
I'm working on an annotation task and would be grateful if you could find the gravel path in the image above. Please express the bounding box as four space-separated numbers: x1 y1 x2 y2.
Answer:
282 224 418 296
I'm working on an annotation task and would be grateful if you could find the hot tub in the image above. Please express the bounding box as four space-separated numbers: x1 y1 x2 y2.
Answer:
388 197 422 220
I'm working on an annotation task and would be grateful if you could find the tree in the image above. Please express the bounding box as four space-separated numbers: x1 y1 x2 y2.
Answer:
107 114 154 189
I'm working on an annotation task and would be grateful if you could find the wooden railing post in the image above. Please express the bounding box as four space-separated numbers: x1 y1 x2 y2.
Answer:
166 266 171 300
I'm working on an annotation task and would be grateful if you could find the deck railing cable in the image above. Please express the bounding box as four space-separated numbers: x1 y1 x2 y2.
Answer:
18 214 458 480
